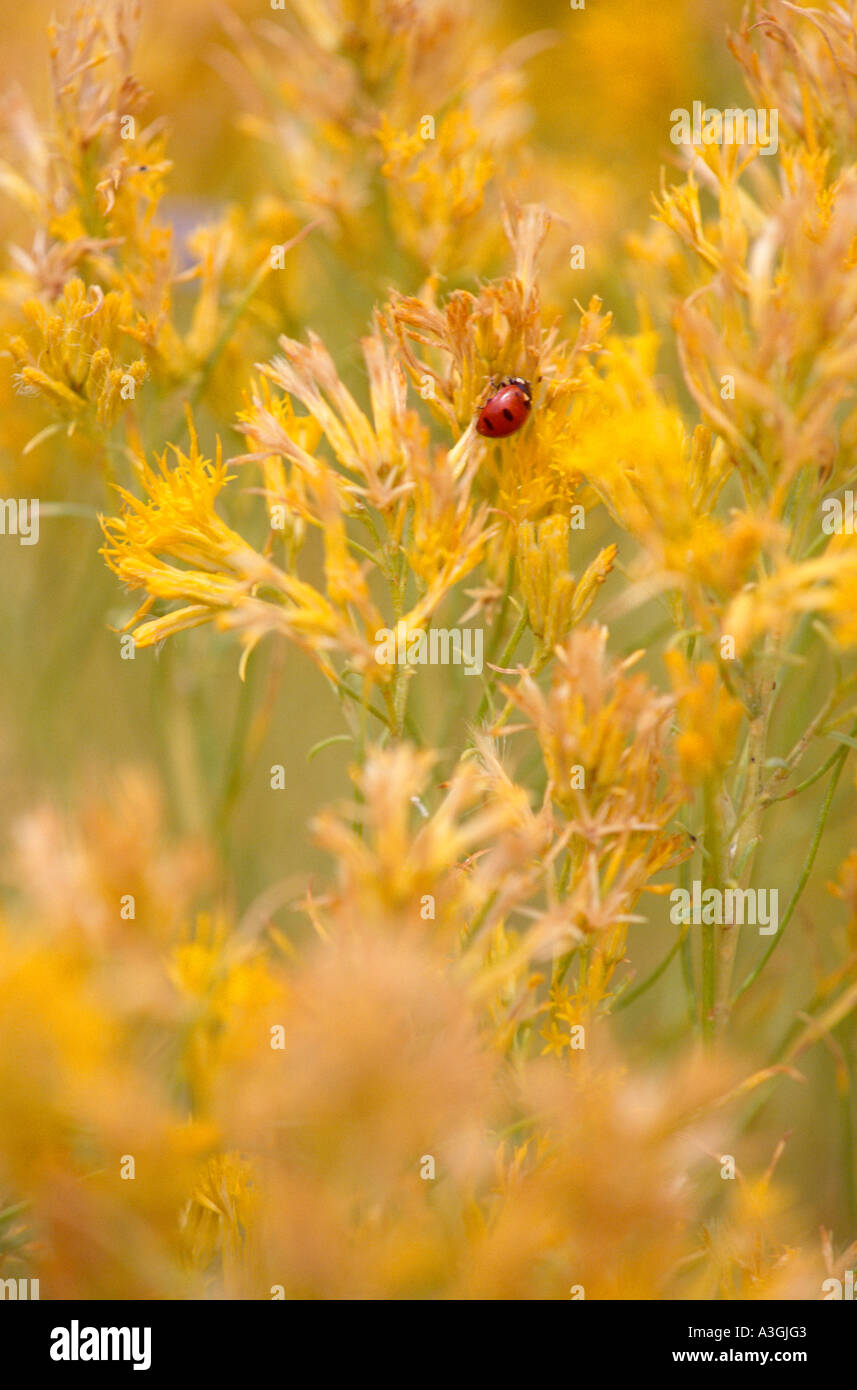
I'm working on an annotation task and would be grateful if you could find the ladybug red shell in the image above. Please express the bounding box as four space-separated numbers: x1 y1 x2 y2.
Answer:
476 376 532 438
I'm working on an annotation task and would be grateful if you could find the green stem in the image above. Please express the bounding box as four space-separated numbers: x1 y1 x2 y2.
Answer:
215 650 260 838
715 653 777 1035
612 926 688 1012
701 780 722 1045
763 743 844 803
678 837 698 1029
733 740 851 1004
463 889 498 945
484 556 515 668
352 674 370 837
475 604 528 724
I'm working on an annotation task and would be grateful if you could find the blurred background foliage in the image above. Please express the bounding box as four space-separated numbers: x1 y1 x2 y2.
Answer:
1 0 856 1295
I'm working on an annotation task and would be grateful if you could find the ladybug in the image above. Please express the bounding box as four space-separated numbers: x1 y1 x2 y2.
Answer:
476 376 532 438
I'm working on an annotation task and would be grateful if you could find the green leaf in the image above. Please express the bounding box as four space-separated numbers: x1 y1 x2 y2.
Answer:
307 734 353 762
827 731 857 752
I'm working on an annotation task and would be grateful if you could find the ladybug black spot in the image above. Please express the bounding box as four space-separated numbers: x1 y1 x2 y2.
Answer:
502 408 514 421
482 417 494 431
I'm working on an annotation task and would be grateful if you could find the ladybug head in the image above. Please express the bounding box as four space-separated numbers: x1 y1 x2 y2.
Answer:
489 375 532 399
